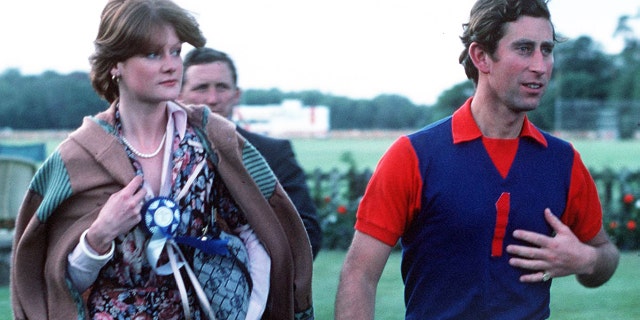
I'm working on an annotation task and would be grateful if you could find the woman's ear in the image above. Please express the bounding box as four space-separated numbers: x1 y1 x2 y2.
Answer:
111 67 119 79
468 42 491 74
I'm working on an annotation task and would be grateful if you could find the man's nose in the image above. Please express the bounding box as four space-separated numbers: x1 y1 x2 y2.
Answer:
205 90 220 105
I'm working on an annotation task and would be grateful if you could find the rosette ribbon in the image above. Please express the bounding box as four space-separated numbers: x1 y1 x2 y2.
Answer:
141 197 230 274
140 158 225 320
141 196 226 320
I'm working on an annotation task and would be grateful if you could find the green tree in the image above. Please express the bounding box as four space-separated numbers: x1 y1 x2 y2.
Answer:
611 14 640 138
0 70 106 129
0 69 25 128
241 88 284 105
328 99 370 129
554 36 614 100
296 90 325 106
430 81 475 122
370 94 418 129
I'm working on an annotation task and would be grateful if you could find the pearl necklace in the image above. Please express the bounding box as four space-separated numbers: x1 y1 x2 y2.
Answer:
121 132 167 159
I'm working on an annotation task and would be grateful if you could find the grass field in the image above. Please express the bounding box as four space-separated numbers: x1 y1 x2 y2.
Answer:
311 250 640 319
290 136 640 172
2 132 640 318
3 130 640 172
0 251 637 319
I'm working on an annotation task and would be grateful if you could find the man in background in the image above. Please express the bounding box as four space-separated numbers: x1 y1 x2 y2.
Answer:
180 47 322 259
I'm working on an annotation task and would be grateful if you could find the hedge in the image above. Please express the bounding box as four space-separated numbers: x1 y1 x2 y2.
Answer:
308 161 640 251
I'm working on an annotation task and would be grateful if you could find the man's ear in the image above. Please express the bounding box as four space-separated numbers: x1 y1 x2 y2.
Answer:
468 42 491 74
231 87 242 106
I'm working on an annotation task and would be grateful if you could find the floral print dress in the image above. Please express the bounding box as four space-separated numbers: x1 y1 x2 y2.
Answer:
88 114 251 320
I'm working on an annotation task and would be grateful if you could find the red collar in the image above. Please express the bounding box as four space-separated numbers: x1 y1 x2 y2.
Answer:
451 97 547 147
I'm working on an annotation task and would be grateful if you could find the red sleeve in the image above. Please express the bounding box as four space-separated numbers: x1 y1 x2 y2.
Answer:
354 136 423 246
561 149 603 242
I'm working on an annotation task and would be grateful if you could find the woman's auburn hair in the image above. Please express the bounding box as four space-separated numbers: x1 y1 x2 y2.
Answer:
89 0 206 103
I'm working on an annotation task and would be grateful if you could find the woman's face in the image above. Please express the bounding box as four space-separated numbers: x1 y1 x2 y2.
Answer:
113 24 183 104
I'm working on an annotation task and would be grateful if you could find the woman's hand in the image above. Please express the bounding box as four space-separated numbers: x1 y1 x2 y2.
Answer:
86 175 147 254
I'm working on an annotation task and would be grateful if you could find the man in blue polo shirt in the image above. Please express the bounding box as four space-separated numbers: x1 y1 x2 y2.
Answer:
335 0 620 319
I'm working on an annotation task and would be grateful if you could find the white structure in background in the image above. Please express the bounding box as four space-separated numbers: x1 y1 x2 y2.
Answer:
233 99 330 137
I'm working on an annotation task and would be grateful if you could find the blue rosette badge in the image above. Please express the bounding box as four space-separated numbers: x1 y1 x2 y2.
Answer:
142 197 180 237
141 196 183 276
140 196 229 277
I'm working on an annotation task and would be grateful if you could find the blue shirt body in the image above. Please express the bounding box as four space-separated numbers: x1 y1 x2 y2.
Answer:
401 116 574 320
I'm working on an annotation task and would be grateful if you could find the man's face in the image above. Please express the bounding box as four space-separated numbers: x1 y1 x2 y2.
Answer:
180 61 240 119
485 16 554 113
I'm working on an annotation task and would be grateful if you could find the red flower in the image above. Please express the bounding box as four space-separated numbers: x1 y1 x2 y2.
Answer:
609 221 619 229
627 220 637 231
623 194 634 204
336 205 348 214
324 196 332 203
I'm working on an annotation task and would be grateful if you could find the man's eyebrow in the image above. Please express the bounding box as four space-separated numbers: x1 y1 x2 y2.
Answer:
541 40 555 48
192 83 210 90
512 38 554 45
511 39 535 46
